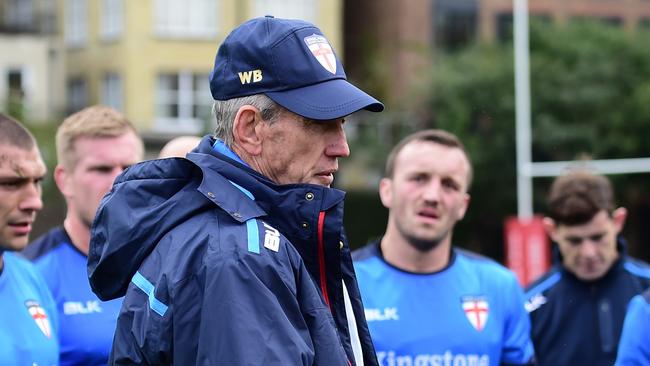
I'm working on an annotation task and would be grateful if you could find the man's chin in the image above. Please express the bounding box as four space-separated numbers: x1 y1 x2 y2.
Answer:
575 268 606 282
407 236 444 252
5 238 30 252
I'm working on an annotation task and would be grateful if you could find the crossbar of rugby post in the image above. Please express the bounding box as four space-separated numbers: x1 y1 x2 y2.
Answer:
523 158 650 177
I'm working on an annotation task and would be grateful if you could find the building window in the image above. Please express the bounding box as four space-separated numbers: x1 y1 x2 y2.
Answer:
67 78 88 113
250 0 317 23
101 73 123 111
65 0 88 47
571 16 623 28
496 13 514 43
153 0 218 39
155 72 211 133
100 0 123 40
434 0 478 51
5 0 34 31
5 68 26 118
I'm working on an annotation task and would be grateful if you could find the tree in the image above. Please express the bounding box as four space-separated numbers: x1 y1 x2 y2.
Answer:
427 20 650 261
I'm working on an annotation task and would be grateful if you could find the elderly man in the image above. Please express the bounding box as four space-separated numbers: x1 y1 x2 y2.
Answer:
88 16 383 365
0 113 58 365
23 106 143 366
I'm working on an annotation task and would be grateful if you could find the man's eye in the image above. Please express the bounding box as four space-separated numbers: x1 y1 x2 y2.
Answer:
0 180 21 188
94 167 114 173
567 238 583 246
589 234 605 243
442 180 459 191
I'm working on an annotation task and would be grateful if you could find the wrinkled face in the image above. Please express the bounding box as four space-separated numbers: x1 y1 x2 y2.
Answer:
0 145 46 252
257 110 350 187
548 210 623 281
58 132 142 228
380 141 470 251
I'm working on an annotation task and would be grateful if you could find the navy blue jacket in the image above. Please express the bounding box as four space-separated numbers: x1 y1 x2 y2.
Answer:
524 239 650 366
87 136 377 365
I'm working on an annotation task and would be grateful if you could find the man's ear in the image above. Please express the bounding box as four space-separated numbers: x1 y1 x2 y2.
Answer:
456 193 471 221
232 106 264 156
54 164 72 198
378 177 393 209
542 217 558 241
612 207 628 234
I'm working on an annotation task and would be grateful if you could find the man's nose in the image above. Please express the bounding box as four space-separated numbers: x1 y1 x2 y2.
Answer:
19 182 43 212
579 241 599 257
326 124 350 158
423 179 442 202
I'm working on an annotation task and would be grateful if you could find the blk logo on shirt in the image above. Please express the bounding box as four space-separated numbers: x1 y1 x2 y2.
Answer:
524 293 547 313
461 296 489 332
63 300 103 315
365 307 399 322
25 300 52 338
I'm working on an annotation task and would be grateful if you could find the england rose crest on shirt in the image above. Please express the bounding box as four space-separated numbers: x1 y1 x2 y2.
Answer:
461 296 489 332
25 299 52 338
304 34 337 74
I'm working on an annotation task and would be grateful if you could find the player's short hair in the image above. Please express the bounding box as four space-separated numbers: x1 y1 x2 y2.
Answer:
212 94 283 147
384 129 473 187
0 113 36 150
56 105 142 169
547 170 615 226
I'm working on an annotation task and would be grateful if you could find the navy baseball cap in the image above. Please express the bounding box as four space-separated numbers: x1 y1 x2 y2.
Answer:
209 16 384 120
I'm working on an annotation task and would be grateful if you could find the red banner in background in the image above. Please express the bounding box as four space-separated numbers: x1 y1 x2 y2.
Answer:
504 215 551 286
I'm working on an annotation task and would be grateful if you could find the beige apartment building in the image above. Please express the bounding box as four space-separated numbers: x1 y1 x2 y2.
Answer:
60 0 343 135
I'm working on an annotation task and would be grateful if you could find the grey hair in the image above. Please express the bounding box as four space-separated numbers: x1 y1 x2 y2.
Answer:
212 94 283 146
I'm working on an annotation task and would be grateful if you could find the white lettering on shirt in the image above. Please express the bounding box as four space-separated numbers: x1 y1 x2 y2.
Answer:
63 301 103 315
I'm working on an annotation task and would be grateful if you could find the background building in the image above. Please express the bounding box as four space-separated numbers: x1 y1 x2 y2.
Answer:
59 0 343 140
0 0 63 122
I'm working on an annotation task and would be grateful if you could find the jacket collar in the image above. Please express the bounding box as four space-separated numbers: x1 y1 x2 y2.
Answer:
187 136 346 231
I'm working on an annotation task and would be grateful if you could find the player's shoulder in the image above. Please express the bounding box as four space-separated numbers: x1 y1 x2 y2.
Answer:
3 252 44 282
351 239 381 262
455 248 513 276
21 226 68 261
622 255 650 280
524 267 562 299
5 251 33 269
641 287 650 304
453 248 524 292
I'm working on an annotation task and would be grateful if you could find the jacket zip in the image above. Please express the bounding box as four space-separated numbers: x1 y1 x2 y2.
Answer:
317 211 331 308
318 210 358 366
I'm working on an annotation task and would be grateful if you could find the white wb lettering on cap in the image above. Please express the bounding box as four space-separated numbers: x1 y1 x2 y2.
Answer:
238 69 263 85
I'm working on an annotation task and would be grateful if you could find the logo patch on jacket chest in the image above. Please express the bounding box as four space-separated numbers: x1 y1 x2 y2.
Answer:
262 221 280 252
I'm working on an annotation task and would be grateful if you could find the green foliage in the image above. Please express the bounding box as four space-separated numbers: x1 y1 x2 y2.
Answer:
529 21 650 160
427 20 650 260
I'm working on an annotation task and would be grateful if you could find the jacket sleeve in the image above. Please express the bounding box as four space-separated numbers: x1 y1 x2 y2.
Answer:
501 274 536 366
614 294 650 366
108 270 173 365
194 252 349 365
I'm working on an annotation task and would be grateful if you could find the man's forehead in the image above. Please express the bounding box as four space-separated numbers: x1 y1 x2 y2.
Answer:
556 222 610 238
0 145 46 177
398 142 469 173
73 132 143 156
